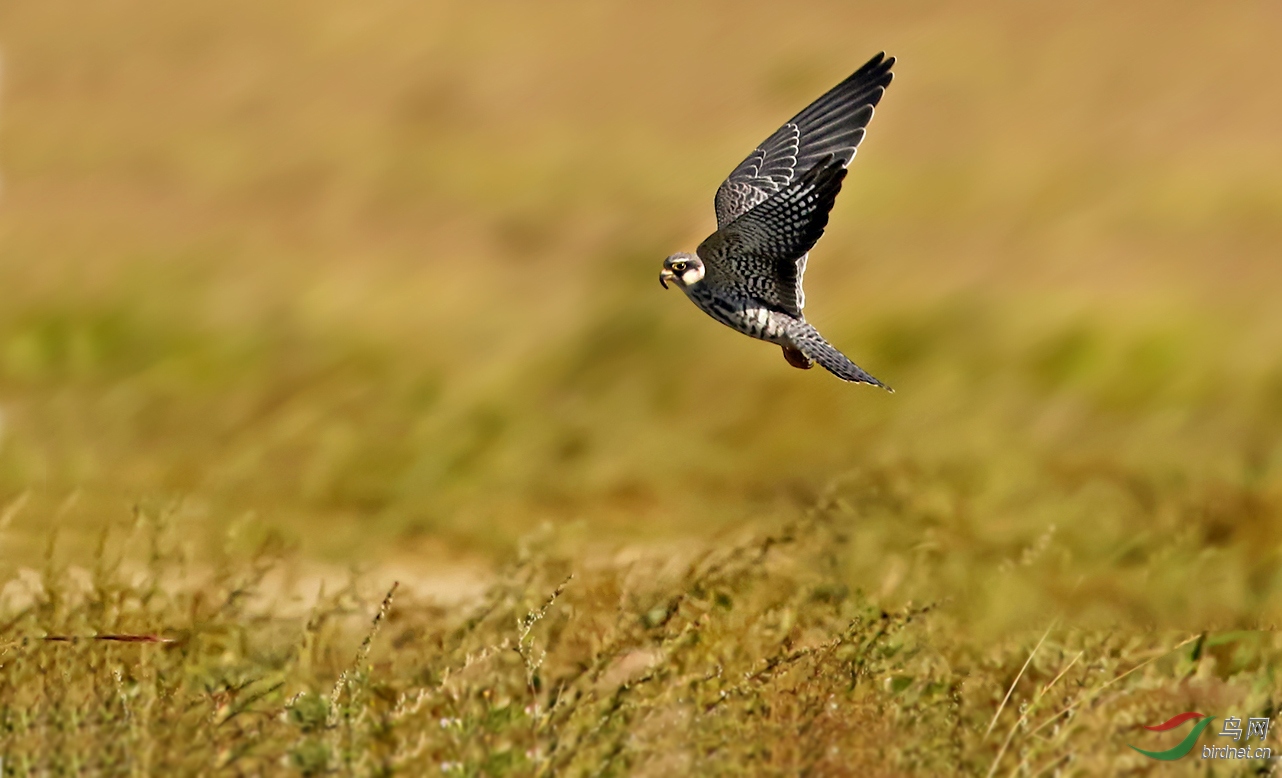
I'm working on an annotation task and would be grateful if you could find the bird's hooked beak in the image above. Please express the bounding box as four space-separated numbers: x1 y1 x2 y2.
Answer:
659 268 676 289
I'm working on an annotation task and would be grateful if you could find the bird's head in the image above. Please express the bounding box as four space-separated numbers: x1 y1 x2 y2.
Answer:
659 253 704 290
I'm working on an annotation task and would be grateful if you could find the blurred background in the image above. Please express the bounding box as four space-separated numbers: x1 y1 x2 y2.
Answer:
1 1 1280 631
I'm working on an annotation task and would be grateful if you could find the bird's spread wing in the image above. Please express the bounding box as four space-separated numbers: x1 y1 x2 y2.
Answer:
713 52 893 229
697 155 847 318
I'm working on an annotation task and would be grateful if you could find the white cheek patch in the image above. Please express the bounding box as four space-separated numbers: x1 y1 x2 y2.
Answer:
682 267 705 285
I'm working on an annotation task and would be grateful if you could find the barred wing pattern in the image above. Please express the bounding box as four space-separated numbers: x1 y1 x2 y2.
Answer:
697 155 847 318
713 52 894 228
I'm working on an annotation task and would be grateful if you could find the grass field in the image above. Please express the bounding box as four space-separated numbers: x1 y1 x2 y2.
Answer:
2 1 1282 774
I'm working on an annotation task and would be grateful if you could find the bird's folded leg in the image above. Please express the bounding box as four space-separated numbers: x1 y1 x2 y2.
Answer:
782 345 814 369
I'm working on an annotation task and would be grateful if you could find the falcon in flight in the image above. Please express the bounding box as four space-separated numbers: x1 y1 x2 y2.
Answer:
660 52 894 389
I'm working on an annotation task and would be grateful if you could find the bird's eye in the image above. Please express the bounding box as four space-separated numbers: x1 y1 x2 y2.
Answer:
673 262 687 272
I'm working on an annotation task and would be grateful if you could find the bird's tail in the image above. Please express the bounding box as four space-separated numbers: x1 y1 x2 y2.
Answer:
788 323 891 391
